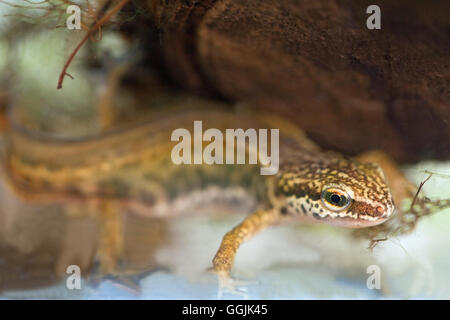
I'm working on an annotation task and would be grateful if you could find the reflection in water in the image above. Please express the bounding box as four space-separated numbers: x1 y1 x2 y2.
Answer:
0 167 170 293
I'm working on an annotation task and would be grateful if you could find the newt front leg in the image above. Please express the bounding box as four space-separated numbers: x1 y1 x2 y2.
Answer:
212 209 281 297
212 209 280 276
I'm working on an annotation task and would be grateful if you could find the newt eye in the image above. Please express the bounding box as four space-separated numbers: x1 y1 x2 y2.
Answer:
321 187 351 211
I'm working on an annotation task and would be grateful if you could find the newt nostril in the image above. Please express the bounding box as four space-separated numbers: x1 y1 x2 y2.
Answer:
376 206 384 215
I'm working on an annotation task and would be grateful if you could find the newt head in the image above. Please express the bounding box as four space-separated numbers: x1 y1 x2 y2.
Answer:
277 155 395 228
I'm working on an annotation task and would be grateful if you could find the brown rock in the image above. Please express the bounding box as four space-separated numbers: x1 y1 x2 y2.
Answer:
129 0 450 162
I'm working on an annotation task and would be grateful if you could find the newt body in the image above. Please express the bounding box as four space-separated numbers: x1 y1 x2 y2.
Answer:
2 96 445 291
5 101 393 223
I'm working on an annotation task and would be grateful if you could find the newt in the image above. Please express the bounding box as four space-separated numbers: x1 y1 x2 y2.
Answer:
2 95 449 296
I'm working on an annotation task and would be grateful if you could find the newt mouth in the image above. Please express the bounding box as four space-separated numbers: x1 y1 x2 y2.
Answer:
323 215 391 228
316 203 395 228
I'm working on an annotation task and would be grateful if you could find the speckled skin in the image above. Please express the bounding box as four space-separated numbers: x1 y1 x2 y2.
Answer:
277 147 394 228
